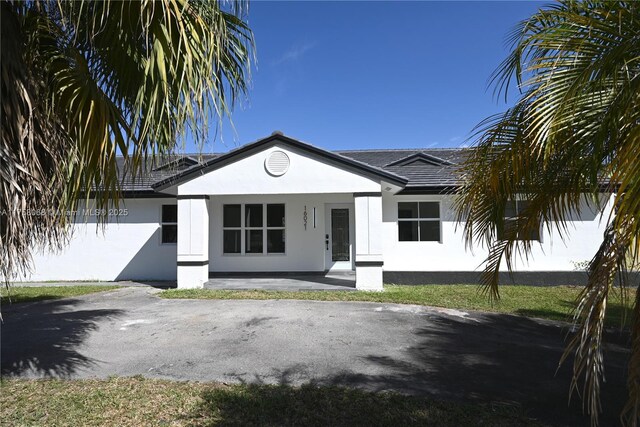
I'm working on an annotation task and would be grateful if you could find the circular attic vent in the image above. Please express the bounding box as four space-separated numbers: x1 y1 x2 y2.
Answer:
265 150 290 176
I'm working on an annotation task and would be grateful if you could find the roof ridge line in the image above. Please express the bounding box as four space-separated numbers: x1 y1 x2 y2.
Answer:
335 147 468 152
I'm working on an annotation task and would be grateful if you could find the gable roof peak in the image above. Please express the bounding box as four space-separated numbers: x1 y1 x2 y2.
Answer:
151 132 408 191
385 152 455 167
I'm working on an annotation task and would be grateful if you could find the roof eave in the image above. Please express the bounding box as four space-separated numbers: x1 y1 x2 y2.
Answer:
396 185 461 195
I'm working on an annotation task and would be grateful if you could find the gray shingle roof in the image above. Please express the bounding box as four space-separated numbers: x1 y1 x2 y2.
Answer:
116 154 219 194
336 149 469 191
117 145 468 195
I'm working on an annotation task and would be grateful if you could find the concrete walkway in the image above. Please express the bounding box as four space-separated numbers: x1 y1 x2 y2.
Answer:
205 272 356 291
1 286 629 425
13 273 356 291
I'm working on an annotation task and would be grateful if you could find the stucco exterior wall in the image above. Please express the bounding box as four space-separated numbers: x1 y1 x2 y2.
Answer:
16 192 611 282
381 192 610 272
17 198 177 281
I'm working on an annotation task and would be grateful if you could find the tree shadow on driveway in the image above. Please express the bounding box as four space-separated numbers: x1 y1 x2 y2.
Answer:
1 298 123 377
227 312 629 426
338 314 629 426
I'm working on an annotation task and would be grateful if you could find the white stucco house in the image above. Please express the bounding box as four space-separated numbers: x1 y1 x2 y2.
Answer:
21 132 609 290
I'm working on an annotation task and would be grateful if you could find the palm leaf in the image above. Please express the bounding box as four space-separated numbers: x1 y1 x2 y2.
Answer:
1 0 254 282
454 1 640 425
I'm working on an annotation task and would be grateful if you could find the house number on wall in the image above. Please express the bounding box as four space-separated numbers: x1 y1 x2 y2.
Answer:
304 206 308 230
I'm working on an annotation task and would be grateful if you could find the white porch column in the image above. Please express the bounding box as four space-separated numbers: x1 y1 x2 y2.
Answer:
354 192 384 291
177 195 209 289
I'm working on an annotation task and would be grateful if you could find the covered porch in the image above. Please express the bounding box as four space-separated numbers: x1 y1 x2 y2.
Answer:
152 134 407 291
175 192 385 291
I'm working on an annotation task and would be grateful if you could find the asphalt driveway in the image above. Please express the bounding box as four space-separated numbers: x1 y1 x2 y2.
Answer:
1 286 630 425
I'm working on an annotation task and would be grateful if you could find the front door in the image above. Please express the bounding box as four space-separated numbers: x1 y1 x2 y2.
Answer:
324 204 354 271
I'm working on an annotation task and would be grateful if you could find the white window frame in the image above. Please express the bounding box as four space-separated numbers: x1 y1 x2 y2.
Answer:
244 204 265 254
222 203 286 255
265 204 286 255
160 204 177 245
222 204 242 254
397 201 442 243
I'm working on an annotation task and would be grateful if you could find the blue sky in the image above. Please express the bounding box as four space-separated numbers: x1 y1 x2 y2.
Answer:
193 1 546 154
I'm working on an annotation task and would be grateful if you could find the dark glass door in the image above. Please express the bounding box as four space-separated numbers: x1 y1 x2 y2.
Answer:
331 209 350 261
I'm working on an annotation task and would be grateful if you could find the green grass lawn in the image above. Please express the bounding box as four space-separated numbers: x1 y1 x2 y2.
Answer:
161 284 633 328
1 377 543 426
0 285 120 304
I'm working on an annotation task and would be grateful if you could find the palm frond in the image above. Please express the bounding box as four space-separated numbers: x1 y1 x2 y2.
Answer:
454 1 640 425
1 0 254 282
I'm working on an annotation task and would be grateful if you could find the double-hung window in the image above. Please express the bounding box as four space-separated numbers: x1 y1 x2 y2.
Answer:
223 204 285 254
245 204 264 253
500 200 541 241
223 205 242 253
398 202 441 242
266 204 286 253
161 205 177 244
